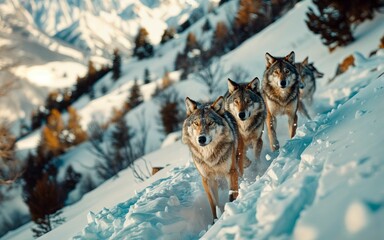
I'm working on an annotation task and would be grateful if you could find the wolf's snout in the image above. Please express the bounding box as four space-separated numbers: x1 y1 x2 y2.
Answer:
198 135 207 145
280 80 287 88
238 112 246 120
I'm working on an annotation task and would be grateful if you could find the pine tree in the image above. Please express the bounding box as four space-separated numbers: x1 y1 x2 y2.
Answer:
202 18 212 32
143 68 151 84
125 79 143 111
306 0 354 51
112 48 121 81
95 117 134 179
133 27 154 59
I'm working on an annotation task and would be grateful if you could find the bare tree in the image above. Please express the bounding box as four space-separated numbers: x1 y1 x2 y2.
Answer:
0 121 23 185
193 59 228 97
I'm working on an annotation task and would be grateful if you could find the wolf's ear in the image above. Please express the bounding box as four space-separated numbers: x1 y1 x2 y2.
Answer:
185 97 198 116
285 51 295 63
265 52 276 68
246 77 260 92
211 96 225 115
302 56 309 66
228 78 239 94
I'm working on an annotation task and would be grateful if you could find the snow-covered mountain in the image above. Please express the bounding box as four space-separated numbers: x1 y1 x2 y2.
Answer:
2 0 383 239
2 0 218 57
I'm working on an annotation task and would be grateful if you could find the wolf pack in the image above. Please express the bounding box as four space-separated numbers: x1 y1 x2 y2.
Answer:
182 51 323 220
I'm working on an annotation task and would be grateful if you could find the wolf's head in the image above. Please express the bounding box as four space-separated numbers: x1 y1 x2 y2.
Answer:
265 51 298 89
226 77 261 121
183 96 226 147
295 57 315 89
307 62 324 79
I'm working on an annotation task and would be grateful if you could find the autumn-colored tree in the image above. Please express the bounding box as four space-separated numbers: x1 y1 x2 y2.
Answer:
162 70 172 89
112 48 121 81
160 27 175 44
184 32 200 54
159 92 182 134
41 109 65 156
233 0 270 44
133 27 153 59
211 21 231 56
66 107 87 146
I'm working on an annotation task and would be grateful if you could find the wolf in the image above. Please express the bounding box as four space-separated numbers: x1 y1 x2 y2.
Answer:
182 96 245 220
224 77 266 162
262 51 302 151
295 57 324 106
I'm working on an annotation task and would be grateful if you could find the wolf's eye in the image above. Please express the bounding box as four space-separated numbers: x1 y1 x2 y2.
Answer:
234 99 240 104
208 122 214 126
273 70 278 75
284 68 290 74
193 121 199 126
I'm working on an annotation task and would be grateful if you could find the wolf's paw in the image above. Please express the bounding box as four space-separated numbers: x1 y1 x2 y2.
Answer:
244 157 252 168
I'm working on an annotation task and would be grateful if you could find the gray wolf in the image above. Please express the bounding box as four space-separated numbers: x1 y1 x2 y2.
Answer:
262 51 301 151
295 57 324 118
224 77 266 162
182 96 245 220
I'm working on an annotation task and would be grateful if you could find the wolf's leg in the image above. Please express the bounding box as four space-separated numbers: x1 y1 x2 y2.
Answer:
202 177 217 219
228 149 239 201
237 136 246 176
288 112 298 138
266 112 279 151
298 100 311 120
254 136 263 161
228 168 239 202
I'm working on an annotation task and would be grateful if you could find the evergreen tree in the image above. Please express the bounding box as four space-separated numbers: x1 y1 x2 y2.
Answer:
95 117 134 179
306 0 382 51
133 27 154 59
306 0 353 51
112 48 121 81
143 68 151 84
202 18 212 32
125 79 143 111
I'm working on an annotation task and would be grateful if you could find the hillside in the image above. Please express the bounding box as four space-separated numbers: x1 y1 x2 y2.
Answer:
1 0 383 239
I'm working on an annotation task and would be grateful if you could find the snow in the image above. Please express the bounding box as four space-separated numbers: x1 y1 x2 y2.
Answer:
13 62 86 88
2 0 384 239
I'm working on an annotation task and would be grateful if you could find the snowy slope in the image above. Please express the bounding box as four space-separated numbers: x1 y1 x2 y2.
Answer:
2 0 384 239
34 53 383 240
